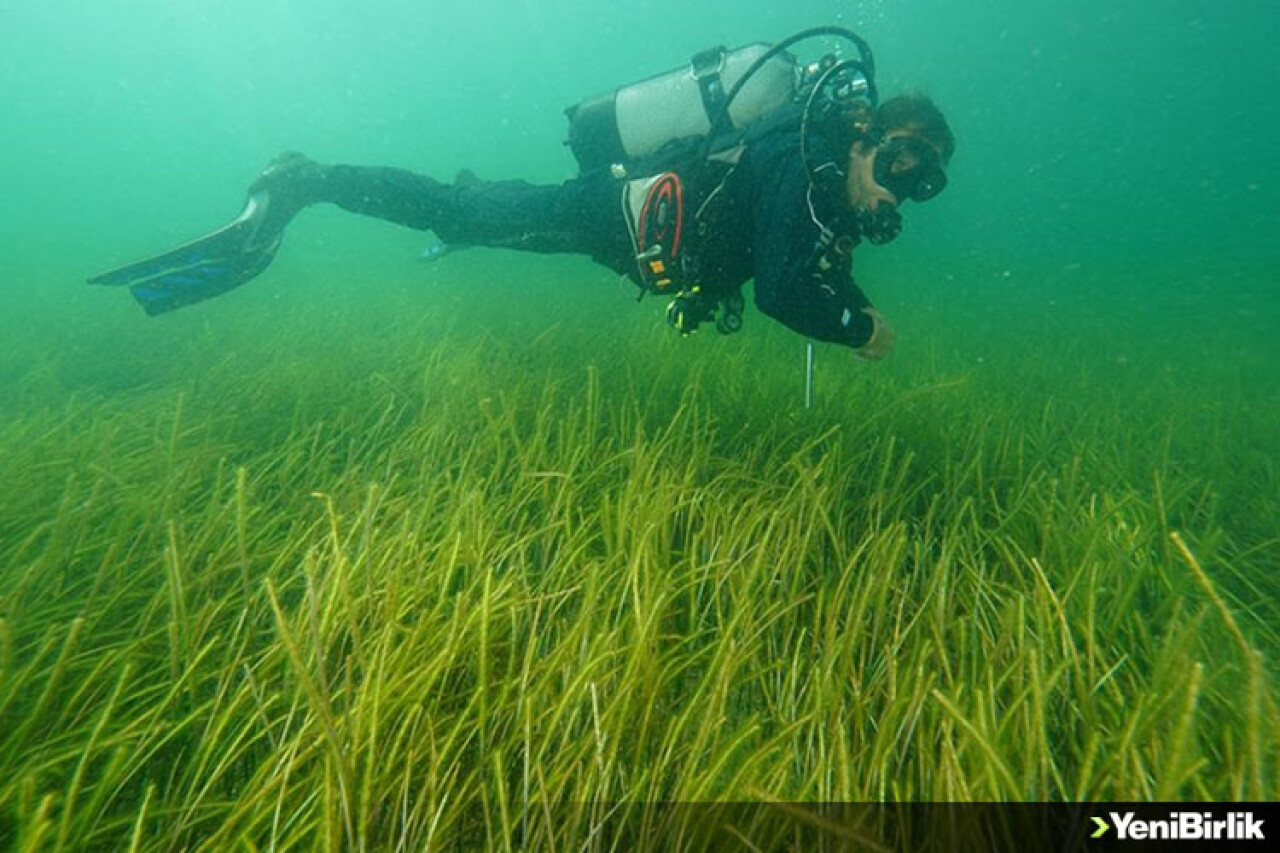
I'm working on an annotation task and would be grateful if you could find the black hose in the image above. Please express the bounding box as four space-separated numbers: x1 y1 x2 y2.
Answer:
719 26 876 121
800 58 875 180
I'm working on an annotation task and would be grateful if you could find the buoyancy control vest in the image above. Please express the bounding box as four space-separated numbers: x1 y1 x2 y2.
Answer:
562 27 879 335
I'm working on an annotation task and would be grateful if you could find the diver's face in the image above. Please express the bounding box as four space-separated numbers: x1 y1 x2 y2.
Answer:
847 140 898 211
846 130 946 211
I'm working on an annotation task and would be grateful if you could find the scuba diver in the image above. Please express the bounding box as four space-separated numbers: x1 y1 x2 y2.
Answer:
89 28 953 360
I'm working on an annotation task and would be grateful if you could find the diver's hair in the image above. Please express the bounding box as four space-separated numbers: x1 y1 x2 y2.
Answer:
872 93 955 164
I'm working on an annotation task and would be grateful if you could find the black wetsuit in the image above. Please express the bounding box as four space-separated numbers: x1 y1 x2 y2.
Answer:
312 128 877 348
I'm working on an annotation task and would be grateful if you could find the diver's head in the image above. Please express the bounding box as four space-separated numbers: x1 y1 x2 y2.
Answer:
845 93 954 242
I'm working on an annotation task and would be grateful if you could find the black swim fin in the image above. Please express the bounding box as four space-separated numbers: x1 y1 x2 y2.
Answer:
87 191 286 316
89 153 328 315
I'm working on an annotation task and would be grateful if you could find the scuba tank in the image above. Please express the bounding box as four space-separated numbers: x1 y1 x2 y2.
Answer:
564 28 878 335
565 27 877 175
565 43 798 173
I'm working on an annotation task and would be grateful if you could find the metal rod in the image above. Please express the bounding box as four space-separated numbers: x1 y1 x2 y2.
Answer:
804 342 814 409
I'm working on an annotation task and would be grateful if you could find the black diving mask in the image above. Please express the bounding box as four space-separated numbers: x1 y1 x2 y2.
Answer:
873 136 947 202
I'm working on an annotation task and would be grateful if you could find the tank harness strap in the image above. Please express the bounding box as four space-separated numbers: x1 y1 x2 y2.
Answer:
690 47 730 137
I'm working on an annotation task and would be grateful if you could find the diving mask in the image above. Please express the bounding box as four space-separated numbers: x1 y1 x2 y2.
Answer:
873 136 947 202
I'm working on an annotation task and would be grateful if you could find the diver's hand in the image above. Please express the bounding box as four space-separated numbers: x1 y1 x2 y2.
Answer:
853 308 895 361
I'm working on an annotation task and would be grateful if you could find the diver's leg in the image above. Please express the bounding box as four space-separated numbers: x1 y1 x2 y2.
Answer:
270 159 632 268
91 153 632 315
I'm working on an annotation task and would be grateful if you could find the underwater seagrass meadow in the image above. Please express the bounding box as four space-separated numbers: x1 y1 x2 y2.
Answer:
2 0 1279 850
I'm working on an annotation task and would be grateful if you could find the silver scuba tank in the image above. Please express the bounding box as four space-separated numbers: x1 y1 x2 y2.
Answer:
565 42 798 171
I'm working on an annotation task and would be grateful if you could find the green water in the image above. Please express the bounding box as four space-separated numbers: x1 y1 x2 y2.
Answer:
1 0 1278 844
4 0 1275 519
3 1 1276 378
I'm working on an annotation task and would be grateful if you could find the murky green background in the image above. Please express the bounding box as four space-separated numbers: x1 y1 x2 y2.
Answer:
2 0 1277 496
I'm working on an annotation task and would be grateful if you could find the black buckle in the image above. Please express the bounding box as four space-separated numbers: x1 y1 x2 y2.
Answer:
690 46 726 81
